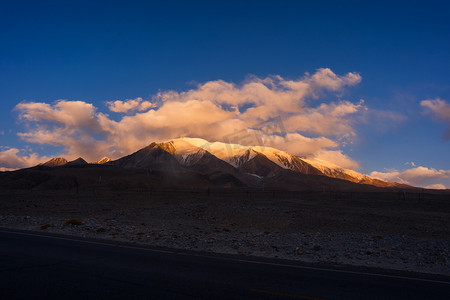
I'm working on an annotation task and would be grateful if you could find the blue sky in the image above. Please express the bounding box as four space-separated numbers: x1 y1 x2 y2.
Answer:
1 1 449 188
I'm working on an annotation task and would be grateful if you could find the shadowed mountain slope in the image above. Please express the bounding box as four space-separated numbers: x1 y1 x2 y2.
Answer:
0 138 433 192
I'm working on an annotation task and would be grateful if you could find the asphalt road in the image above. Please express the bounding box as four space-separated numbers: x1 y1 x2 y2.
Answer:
0 229 449 300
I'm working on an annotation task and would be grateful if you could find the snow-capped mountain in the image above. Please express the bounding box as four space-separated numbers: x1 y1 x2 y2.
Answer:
163 138 376 185
158 139 208 166
33 137 401 189
175 138 319 173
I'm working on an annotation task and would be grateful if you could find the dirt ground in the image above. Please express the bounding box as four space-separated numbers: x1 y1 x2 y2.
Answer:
1 189 449 274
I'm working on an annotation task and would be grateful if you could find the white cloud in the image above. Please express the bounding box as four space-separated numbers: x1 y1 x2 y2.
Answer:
370 166 450 188
7 69 369 169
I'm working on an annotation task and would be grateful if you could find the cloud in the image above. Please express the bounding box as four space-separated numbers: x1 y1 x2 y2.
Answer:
15 100 107 161
262 133 338 156
370 166 450 188
0 147 50 170
283 100 365 138
106 97 157 113
425 184 447 190
9 68 367 168
421 98 450 139
358 108 406 134
306 68 361 92
16 100 99 128
421 98 450 121
311 150 360 169
405 161 416 167
0 167 16 172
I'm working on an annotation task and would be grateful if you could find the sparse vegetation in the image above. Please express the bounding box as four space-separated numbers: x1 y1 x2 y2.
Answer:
66 219 83 226
40 224 51 230
0 189 449 275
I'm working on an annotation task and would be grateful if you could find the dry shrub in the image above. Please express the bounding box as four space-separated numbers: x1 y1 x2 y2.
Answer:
66 219 83 226
40 224 51 230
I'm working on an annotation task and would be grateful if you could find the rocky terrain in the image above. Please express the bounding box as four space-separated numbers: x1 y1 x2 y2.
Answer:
1 189 449 276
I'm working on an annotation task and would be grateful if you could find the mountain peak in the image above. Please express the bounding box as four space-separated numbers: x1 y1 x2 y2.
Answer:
109 142 180 169
162 137 379 185
158 139 208 166
66 157 88 166
42 157 68 167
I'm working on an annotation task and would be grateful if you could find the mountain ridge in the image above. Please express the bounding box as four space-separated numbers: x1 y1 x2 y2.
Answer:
36 137 406 189
163 138 391 187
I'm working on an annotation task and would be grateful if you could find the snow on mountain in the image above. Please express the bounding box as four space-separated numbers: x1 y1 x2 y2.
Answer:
252 146 322 175
30 138 399 189
303 158 368 183
94 157 111 164
179 138 257 167
172 138 373 184
158 139 208 166
178 138 319 174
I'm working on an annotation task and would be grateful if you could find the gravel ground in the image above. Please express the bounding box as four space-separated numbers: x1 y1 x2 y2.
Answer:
0 189 449 275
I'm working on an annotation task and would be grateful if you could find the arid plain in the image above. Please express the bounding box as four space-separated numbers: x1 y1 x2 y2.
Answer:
1 185 449 275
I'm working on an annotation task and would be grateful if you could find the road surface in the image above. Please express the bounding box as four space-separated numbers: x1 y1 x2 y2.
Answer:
0 228 449 299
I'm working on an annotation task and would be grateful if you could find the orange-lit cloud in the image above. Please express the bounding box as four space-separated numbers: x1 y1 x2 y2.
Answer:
421 98 450 139
10 69 368 168
370 166 450 188
106 97 157 113
421 98 450 121
283 100 365 137
425 184 447 190
0 147 50 171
